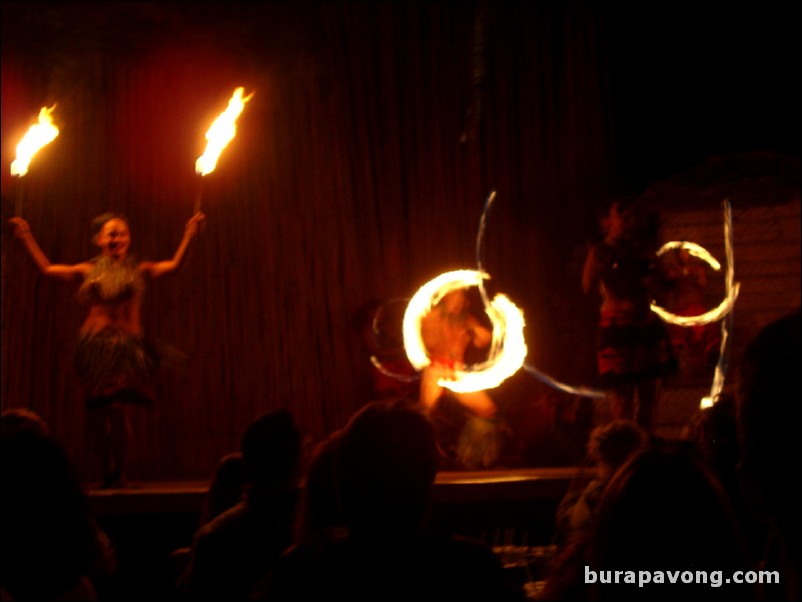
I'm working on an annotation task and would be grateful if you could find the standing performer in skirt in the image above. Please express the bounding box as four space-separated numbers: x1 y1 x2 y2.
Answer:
9 211 205 487
582 198 676 431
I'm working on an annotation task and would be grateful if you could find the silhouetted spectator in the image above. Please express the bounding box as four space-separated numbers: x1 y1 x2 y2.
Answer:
735 308 801 602
539 420 647 602
682 394 766 565
0 408 50 437
554 419 648 547
181 409 302 602
254 399 526 601
200 452 247 526
1 409 117 601
589 442 753 601
171 451 247 596
293 432 344 542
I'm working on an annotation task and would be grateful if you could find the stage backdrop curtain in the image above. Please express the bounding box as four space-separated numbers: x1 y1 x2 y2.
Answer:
1 1 615 481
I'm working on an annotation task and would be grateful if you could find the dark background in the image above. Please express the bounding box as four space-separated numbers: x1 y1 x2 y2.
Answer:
2 1 799 481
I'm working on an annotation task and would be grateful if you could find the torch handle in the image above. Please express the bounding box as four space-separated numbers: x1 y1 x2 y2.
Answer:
14 180 24 217
193 177 204 215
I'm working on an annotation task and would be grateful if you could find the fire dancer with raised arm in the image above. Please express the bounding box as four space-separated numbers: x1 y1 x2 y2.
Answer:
9 211 205 488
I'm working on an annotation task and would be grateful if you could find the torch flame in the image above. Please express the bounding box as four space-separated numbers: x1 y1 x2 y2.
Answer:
10 106 59 177
195 87 254 176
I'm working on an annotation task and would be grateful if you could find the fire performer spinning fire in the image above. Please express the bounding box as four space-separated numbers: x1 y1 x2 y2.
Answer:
419 288 502 468
8 211 205 488
419 288 495 416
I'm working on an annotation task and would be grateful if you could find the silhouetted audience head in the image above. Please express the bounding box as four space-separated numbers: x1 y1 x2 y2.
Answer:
296 432 343 540
201 452 246 524
553 419 648 548
683 393 739 476
254 399 526 601
335 399 439 537
1 409 106 601
736 309 800 523
180 409 303 602
736 308 801 602
0 407 50 437
240 408 302 490
587 419 648 474
547 418 647 598
682 393 767 565
590 442 752 601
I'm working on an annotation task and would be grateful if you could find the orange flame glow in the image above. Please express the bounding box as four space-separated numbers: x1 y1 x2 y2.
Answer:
195 87 254 176
403 270 528 393
10 106 59 177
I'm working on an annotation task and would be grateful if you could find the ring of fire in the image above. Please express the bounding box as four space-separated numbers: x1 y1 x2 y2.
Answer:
402 269 527 393
651 241 739 326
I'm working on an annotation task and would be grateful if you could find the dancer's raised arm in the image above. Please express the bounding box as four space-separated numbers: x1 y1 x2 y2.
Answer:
9 217 90 281
141 212 206 278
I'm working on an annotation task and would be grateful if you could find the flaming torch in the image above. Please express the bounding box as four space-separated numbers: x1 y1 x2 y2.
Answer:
10 105 60 216
194 87 254 213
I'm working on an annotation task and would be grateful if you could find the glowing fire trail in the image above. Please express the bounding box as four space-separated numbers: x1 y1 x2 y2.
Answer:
369 297 419 382
393 191 738 405
403 269 528 393
474 190 608 399
651 240 739 327
701 199 737 408
648 200 739 408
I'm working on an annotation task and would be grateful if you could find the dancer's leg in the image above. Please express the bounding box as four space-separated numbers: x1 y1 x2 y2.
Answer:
453 390 497 420
89 401 129 488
